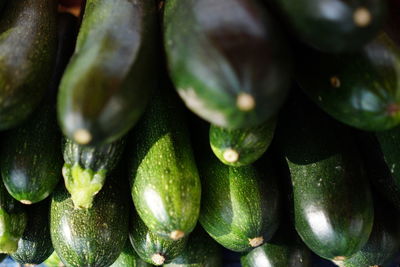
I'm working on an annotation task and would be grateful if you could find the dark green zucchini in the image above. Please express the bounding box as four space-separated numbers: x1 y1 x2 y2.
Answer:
163 0 291 129
209 118 276 166
129 88 201 241
296 31 400 131
164 226 222 267
62 137 126 209
44 251 65 267
58 0 158 146
276 91 374 261
11 199 53 264
111 240 151 267
129 213 188 266
0 181 27 253
241 224 312 267
270 0 387 52
0 0 57 130
50 180 129 267
198 152 280 252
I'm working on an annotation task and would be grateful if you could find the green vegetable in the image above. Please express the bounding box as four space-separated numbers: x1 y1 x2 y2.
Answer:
110 240 151 267
163 0 291 129
0 0 57 129
129 88 201 240
50 181 129 267
58 0 158 146
44 251 65 267
209 118 276 166
11 199 53 264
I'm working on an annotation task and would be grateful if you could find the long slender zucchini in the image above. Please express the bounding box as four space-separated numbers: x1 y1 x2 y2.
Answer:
163 0 291 129
58 0 158 146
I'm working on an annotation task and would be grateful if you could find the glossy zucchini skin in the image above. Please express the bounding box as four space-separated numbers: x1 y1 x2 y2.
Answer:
297 32 400 131
58 0 158 146
62 137 126 209
129 213 188 266
276 92 374 261
0 0 57 130
164 0 291 129
129 88 201 240
198 153 280 252
110 240 152 267
11 199 53 264
271 0 387 52
50 181 129 267
209 117 276 167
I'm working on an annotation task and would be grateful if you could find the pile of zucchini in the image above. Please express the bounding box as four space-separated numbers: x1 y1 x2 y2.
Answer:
0 0 399 266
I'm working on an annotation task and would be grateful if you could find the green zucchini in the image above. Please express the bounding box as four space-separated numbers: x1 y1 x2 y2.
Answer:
111 240 151 267
164 226 222 267
62 137 126 209
0 0 57 130
241 224 312 267
58 0 158 146
0 181 27 253
50 180 129 267
44 251 65 267
11 199 53 264
163 0 291 129
296 31 400 131
270 0 387 52
209 118 276 166
198 152 280 252
129 88 201 240
129 213 188 266
276 91 374 261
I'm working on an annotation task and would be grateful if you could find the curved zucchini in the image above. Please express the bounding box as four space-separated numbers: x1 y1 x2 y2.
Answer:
0 0 57 129
62 137 126 209
297 32 400 131
209 118 276 166
129 88 201 240
163 0 291 129
58 0 158 146
271 0 387 52
277 92 374 261
198 153 280 252
129 213 188 266
50 181 129 267
11 199 53 264
0 181 27 254
110 240 151 267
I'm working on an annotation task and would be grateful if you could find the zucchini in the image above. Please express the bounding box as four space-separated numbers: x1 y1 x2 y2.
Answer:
276 91 374 261
58 0 158 146
111 240 151 267
0 181 27 254
129 88 201 240
198 152 280 252
62 137 126 209
44 251 65 267
241 224 312 267
50 180 129 267
164 226 222 267
129 213 188 266
209 118 276 166
0 0 57 129
296 31 400 131
163 0 291 129
270 0 387 52
11 199 53 264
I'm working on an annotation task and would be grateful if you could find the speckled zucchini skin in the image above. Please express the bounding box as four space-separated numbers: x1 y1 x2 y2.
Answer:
50 181 129 267
270 0 386 52
110 240 151 267
58 0 158 146
129 88 201 240
164 226 222 267
0 0 57 130
163 0 291 129
276 92 374 261
43 251 65 267
129 213 188 266
11 199 53 264
209 117 276 167
198 153 281 252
